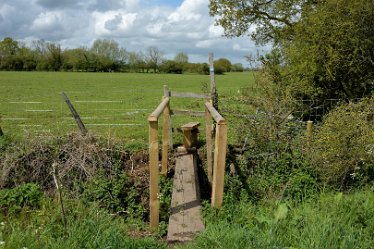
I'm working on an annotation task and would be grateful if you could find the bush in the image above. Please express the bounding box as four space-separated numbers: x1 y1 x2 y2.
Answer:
0 183 43 214
82 169 147 221
310 98 374 189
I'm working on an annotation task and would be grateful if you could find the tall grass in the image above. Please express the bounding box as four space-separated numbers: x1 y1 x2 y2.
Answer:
179 190 374 249
0 198 167 249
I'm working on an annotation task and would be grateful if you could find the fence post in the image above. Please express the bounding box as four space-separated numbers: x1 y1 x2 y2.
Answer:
61 92 87 135
149 120 159 229
161 99 170 176
211 122 228 208
209 53 218 109
205 106 213 184
164 85 172 149
306 120 313 146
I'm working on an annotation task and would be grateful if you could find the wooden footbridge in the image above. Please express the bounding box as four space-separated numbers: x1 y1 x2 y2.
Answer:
148 80 228 241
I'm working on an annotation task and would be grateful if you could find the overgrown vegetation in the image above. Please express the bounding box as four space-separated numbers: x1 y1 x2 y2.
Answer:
310 98 374 189
180 190 374 249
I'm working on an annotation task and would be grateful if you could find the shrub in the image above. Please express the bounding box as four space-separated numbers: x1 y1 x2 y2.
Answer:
310 98 374 189
0 183 43 214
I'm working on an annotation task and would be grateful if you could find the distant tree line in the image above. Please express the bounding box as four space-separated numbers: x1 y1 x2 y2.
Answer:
0 37 244 74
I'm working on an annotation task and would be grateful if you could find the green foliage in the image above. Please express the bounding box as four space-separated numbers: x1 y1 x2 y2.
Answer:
160 60 183 74
214 58 232 73
227 151 319 203
0 199 167 249
82 170 147 221
0 183 43 214
211 0 374 112
310 98 374 189
283 0 374 102
158 176 173 236
209 0 308 44
0 135 11 152
180 191 374 249
231 63 244 72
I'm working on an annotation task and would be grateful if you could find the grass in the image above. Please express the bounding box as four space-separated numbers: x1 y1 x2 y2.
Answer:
2 71 372 248
1 190 373 249
0 198 167 249
179 190 374 249
0 71 255 149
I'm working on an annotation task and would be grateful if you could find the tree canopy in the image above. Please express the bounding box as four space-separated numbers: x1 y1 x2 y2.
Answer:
210 0 374 105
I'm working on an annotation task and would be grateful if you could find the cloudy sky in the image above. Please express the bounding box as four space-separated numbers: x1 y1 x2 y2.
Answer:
0 0 267 65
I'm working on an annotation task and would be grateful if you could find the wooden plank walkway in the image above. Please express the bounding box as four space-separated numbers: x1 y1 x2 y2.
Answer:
167 152 205 242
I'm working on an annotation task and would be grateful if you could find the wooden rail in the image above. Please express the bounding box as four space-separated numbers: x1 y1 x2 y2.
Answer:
148 96 170 229
205 102 228 208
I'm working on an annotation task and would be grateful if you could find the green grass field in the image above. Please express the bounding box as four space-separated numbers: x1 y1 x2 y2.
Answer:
0 71 255 148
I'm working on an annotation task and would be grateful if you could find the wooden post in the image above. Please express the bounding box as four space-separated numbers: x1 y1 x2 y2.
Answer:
161 100 170 176
306 120 313 148
306 120 313 137
211 123 228 208
149 120 160 229
164 85 173 149
205 106 213 184
209 53 218 110
61 92 87 135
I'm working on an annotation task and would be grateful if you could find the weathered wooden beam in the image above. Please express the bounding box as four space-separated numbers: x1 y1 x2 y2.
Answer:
171 109 205 117
148 97 170 122
170 92 210 99
205 102 226 124
61 92 87 135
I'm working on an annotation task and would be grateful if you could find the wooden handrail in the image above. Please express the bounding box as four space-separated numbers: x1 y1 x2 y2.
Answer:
148 97 170 122
205 102 226 124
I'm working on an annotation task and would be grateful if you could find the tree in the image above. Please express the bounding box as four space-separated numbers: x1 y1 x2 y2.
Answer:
282 0 374 101
0 37 19 56
209 0 316 44
46 43 63 71
160 60 183 74
214 58 232 73
231 63 244 72
210 0 374 110
0 37 20 70
174 52 189 64
128 51 148 73
146 46 164 73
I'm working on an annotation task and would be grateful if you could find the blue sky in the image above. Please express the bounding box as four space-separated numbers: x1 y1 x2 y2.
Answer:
0 0 267 64
151 0 183 7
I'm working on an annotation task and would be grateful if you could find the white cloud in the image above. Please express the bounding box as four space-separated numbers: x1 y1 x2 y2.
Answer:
0 0 267 63
31 12 62 32
93 11 138 36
